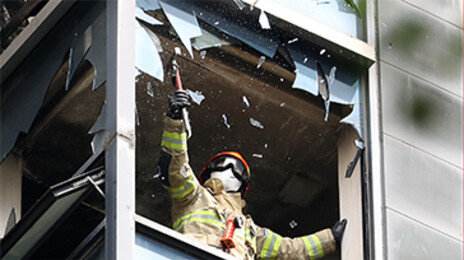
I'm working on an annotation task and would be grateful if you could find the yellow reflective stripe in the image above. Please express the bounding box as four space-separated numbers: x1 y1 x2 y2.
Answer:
311 234 324 257
162 131 187 151
163 131 187 140
166 175 196 199
260 233 272 259
302 236 315 260
271 235 282 258
260 229 281 259
173 209 225 231
174 217 225 231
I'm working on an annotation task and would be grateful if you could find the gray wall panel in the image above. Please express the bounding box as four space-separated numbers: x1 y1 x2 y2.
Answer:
379 0 463 96
384 135 463 240
387 209 462 260
381 62 463 167
403 0 463 28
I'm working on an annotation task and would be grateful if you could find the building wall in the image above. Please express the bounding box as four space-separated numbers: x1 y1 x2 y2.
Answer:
377 0 463 258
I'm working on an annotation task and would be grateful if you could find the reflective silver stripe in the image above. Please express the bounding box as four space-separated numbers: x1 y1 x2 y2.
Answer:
169 175 196 199
307 235 323 258
162 136 186 146
264 232 277 258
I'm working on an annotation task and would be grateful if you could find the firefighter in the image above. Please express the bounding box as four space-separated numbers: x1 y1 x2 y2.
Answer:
156 90 347 259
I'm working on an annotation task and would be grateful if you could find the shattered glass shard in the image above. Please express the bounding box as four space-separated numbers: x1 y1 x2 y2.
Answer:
159 0 202 58
288 38 298 44
328 66 337 88
250 118 264 129
136 0 160 11
233 0 246 10
324 100 330 122
186 89 205 105
252 153 263 159
200 50 207 59
242 96 250 107
135 7 163 25
316 61 329 101
257 56 265 69
280 102 286 107
319 49 326 55
259 10 271 30
135 20 164 81
146 82 154 97
222 114 231 129
135 106 141 126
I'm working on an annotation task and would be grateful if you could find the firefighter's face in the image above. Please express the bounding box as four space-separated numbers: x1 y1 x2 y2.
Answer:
210 158 242 192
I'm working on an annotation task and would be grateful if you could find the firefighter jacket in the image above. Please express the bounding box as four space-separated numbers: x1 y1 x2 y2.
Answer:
158 116 337 259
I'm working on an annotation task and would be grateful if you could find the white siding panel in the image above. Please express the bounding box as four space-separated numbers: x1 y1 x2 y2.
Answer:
381 63 463 168
379 0 463 97
403 0 462 28
387 209 463 260
384 135 463 240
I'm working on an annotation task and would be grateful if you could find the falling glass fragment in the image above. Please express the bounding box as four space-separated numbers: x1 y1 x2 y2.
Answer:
257 56 266 69
250 118 264 129
242 96 250 107
264 143 268 148
303 57 308 63
280 102 286 107
222 114 231 129
135 107 141 126
186 89 205 105
259 10 271 30
252 153 263 159
328 66 337 88
316 61 330 121
146 82 154 97
200 50 207 59
288 38 298 44
324 101 330 122
233 0 246 10
319 49 326 55
289 220 297 229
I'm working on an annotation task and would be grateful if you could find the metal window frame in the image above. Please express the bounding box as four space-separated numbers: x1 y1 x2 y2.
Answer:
241 0 375 67
0 0 76 85
105 0 136 259
0 170 105 258
365 0 387 259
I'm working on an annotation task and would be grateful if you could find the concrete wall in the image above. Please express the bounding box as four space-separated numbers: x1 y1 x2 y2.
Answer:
377 0 463 258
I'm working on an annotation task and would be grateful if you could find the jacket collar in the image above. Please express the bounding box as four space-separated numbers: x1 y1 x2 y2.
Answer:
204 178 246 208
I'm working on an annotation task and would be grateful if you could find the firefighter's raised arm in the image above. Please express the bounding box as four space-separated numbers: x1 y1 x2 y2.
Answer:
156 90 200 205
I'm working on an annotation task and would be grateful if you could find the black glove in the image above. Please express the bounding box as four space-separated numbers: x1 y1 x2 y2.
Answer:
167 90 191 120
331 219 347 245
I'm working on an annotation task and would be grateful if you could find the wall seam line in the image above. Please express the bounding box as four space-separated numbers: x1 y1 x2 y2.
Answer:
386 206 463 243
399 0 463 30
379 60 463 99
383 132 463 169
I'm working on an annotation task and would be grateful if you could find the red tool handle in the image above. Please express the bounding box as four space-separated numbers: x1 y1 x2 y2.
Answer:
175 68 183 90
220 219 236 249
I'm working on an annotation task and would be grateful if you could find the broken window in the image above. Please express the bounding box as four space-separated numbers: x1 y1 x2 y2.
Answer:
0 0 372 258
134 1 368 259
